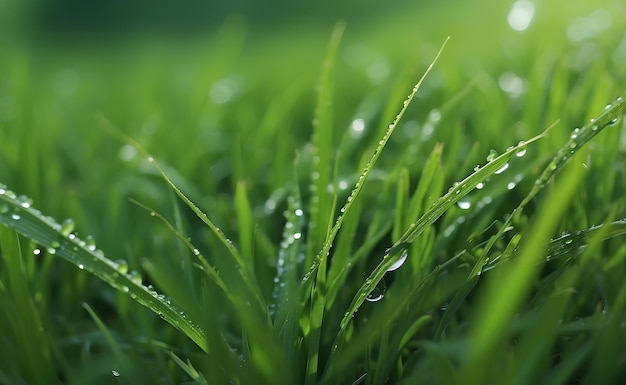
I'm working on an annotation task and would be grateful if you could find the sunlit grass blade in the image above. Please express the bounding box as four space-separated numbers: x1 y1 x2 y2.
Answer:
0 188 209 353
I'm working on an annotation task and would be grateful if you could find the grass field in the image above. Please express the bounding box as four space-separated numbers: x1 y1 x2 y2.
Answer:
1 0 626 384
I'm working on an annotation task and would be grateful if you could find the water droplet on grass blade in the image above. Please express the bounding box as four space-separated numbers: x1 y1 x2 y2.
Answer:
85 235 96 251
387 250 408 271
486 150 498 162
11 213 20 220
17 195 33 208
366 279 387 302
457 200 471 210
494 163 509 174
129 271 142 285
115 260 128 274
60 218 75 237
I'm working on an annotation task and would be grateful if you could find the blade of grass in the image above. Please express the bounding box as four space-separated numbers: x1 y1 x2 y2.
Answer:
301 35 451 286
339 130 546 331
461 153 586 385
0 189 209 353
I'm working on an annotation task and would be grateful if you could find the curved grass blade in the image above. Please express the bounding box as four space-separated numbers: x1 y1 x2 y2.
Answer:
474 91 626 280
128 198 228 293
339 130 547 330
481 219 626 273
0 187 209 352
101 117 267 314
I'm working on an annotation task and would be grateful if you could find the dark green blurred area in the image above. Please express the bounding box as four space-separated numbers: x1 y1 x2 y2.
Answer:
3 0 433 43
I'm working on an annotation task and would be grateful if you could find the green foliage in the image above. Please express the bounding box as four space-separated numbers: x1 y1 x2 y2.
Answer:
1 1 626 384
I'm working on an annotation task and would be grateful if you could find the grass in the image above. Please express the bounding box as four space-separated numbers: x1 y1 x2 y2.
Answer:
1 0 626 383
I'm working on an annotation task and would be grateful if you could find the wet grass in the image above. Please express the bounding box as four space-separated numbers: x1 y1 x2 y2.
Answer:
1 0 626 384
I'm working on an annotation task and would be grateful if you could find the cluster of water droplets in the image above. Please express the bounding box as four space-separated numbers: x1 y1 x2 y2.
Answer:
270 193 306 316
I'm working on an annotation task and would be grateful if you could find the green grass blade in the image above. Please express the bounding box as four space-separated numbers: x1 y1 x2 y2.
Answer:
235 180 255 263
0 226 57 384
0 188 210 353
339 131 545 331
306 21 345 269
461 155 586 385
302 36 451 285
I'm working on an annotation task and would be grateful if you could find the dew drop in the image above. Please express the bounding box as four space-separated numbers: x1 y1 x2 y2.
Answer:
365 280 387 302
494 163 509 174
129 271 142 285
295 209 304 217
428 108 442 122
17 195 33 208
515 143 527 157
486 149 498 162
193 248 200 255
78 264 84 270
115 260 129 274
33 248 41 255
85 235 96 251
387 250 408 272
47 247 56 255
350 118 365 137
11 213 20 220
60 218 75 237
457 200 471 210
476 182 485 190
507 181 516 190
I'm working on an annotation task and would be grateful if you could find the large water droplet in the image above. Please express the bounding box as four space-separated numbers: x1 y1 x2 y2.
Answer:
366 279 387 302
457 200 472 210
494 163 509 174
11 213 21 220
387 250 408 272
486 149 498 162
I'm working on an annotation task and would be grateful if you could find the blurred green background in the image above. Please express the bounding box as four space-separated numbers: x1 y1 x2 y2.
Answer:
1 0 624 265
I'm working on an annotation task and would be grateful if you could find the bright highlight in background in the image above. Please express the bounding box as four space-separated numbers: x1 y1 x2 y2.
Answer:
507 0 535 31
